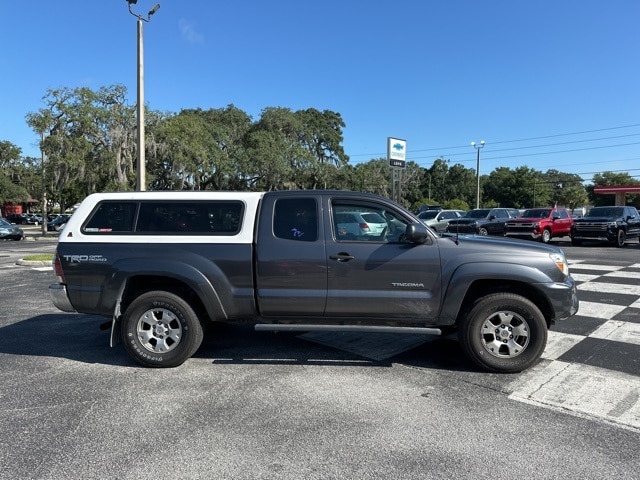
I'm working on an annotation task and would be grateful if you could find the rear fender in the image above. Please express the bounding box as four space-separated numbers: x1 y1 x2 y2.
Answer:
105 257 240 346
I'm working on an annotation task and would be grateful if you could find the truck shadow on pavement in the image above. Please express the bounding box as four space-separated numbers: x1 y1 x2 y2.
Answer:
0 314 131 366
0 314 478 372
198 323 477 372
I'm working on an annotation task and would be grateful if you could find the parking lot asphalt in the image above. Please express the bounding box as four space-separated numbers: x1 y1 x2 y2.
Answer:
1 238 639 479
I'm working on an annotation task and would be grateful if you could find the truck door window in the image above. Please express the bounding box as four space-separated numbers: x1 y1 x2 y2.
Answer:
273 198 318 241
332 202 408 242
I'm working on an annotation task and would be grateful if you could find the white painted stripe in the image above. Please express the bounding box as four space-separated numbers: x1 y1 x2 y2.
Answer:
569 263 624 271
603 270 640 279
542 330 585 360
571 273 599 283
578 282 640 296
574 301 627 319
509 361 640 432
631 299 640 309
590 320 640 345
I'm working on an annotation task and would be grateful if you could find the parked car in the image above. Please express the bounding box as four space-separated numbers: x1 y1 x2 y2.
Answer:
418 209 466 232
24 213 43 225
571 205 640 247
505 207 573 243
6 213 27 225
0 218 24 240
446 208 520 236
334 211 387 238
47 215 70 232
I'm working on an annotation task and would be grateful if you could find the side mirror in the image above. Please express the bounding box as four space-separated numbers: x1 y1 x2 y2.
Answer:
405 223 430 244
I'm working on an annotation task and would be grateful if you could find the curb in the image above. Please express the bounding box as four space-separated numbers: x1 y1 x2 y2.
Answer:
16 258 54 266
23 236 58 242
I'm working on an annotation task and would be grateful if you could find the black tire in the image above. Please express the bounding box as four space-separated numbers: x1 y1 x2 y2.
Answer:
478 227 489 236
121 291 204 368
541 229 552 243
458 293 547 373
615 229 625 248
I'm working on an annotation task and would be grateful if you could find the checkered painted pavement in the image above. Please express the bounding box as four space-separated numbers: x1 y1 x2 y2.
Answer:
509 260 640 431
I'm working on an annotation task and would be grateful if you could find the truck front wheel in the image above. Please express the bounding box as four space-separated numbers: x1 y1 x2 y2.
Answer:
615 229 625 247
121 291 204 368
541 229 552 243
458 293 547 373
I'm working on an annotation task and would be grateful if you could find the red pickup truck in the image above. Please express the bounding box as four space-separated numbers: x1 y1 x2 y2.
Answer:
505 207 574 243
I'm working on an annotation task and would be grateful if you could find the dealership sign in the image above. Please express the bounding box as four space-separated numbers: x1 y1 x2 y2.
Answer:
387 137 406 168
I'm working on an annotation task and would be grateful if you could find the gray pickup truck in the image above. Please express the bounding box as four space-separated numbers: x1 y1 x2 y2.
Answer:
50 190 578 373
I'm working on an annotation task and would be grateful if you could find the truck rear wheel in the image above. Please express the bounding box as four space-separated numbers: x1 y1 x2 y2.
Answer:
458 293 547 373
121 291 204 368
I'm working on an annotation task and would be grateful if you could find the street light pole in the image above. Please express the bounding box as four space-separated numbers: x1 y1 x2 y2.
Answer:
471 140 485 209
126 1 160 191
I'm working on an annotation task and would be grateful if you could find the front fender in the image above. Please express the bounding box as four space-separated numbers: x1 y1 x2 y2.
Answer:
439 262 558 325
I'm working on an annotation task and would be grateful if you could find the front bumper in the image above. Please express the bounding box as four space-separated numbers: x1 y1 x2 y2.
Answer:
536 276 579 322
571 233 615 242
505 231 541 240
49 284 76 312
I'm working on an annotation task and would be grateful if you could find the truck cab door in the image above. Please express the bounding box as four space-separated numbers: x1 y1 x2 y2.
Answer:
324 198 442 322
255 194 328 316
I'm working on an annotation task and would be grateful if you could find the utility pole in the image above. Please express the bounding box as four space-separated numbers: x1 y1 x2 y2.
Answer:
126 1 160 191
471 140 485 209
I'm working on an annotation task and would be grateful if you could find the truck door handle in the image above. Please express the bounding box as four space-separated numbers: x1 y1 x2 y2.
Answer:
329 253 355 262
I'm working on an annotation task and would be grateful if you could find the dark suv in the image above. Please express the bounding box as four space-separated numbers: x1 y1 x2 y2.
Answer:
446 208 520 236
571 205 640 247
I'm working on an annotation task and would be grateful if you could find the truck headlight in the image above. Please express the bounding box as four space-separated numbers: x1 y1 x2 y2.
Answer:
549 252 569 276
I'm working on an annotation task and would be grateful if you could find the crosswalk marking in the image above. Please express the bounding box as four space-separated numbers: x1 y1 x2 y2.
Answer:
571 273 599 282
569 263 624 271
603 270 640 279
509 360 640 432
509 259 640 432
542 330 585 360
576 281 640 296
590 320 640 345
573 301 627 319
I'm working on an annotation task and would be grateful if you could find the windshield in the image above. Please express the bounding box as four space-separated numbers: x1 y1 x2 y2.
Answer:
586 207 623 217
0 218 12 227
465 209 491 219
522 209 551 218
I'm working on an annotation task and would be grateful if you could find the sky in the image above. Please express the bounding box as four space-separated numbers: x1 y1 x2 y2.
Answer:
2 0 639 184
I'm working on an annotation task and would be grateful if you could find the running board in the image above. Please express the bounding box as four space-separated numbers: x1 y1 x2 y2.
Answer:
255 324 441 335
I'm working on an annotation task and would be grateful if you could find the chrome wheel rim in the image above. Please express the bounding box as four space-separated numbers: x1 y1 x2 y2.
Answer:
136 308 183 353
480 310 529 358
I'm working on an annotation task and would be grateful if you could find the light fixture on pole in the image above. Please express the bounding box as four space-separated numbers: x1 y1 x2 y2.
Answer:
471 140 485 209
126 0 160 191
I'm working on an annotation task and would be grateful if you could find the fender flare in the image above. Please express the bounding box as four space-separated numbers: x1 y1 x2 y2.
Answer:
439 262 555 325
106 257 239 346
